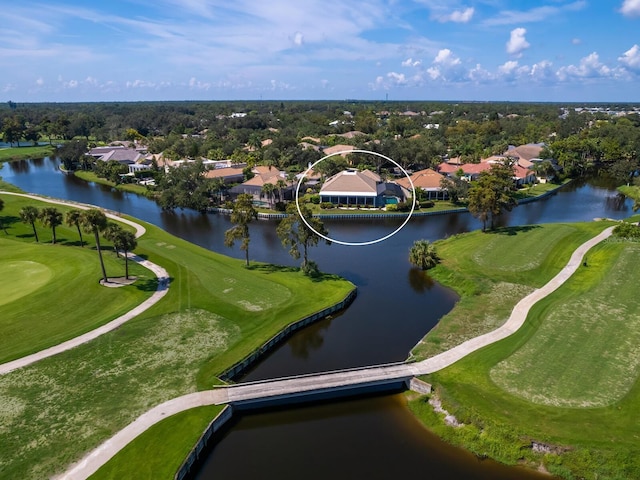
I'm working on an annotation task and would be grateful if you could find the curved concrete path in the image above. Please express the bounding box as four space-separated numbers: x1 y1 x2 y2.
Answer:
0 191 168 375
56 224 615 480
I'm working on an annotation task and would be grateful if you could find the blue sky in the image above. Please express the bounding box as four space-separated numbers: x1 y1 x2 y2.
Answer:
2 0 640 102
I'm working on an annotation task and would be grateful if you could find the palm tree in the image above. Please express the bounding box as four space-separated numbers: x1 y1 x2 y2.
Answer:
39 207 63 244
224 193 258 266
261 183 277 208
103 222 124 256
408 239 440 270
19 206 40 241
65 209 84 247
275 178 288 203
0 198 7 234
80 208 108 282
112 230 137 279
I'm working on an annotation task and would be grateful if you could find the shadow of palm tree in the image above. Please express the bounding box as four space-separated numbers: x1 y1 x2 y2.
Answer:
134 278 161 292
245 263 298 274
493 225 542 236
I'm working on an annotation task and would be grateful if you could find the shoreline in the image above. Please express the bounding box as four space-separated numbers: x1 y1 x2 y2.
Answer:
211 181 571 220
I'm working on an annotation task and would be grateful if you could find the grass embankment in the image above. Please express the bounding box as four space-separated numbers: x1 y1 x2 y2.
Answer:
0 194 152 363
91 405 224 480
515 179 570 200
409 219 640 479
0 194 355 480
0 145 55 162
73 170 150 196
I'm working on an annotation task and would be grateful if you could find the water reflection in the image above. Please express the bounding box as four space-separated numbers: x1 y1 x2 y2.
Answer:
194 394 552 480
407 267 435 294
287 319 332 360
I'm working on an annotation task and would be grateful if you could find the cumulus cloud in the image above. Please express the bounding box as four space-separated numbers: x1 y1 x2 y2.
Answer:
620 0 640 17
530 60 556 81
402 57 421 67
557 52 612 80
433 48 461 66
424 48 465 82
437 7 474 23
468 64 494 83
506 28 530 57
619 44 640 70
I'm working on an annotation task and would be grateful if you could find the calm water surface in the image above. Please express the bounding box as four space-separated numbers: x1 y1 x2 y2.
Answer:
2 158 632 479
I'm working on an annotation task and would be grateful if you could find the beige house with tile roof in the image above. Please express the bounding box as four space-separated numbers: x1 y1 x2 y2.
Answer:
396 168 447 200
320 169 408 207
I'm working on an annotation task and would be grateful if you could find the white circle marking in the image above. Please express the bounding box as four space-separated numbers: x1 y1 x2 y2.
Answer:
295 149 416 246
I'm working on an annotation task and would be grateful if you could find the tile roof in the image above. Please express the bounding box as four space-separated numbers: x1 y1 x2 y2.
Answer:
204 166 245 179
320 169 381 196
321 144 356 156
396 168 444 191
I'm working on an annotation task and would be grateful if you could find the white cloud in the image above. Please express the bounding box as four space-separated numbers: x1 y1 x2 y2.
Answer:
530 60 556 81
387 72 407 85
506 28 530 57
437 7 474 23
426 67 441 80
557 52 612 80
433 48 461 66
619 44 640 70
468 64 494 83
620 0 640 17
484 1 586 26
402 58 421 67
35 77 44 86
499 61 519 74
126 79 157 88
572 38 581 45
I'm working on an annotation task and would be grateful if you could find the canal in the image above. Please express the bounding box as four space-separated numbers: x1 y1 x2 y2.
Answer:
1 158 633 479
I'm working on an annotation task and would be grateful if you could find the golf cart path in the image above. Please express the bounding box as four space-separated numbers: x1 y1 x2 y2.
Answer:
0 191 168 375
56 224 615 480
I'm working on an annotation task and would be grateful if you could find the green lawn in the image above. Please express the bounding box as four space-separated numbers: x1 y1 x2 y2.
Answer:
0 194 152 363
409 221 640 479
90 405 224 480
0 193 355 480
0 145 55 162
411 221 612 359
73 170 150 196
490 241 640 408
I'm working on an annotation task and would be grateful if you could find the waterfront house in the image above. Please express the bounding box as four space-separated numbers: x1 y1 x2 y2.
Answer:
396 168 448 200
319 169 408 207
229 165 293 206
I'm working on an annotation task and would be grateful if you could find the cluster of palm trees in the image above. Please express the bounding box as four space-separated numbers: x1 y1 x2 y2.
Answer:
17 205 137 282
260 178 289 208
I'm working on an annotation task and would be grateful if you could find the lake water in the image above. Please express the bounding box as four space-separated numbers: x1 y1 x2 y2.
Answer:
1 158 632 479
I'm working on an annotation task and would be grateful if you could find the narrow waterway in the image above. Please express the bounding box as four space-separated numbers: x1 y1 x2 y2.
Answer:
2 158 633 479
